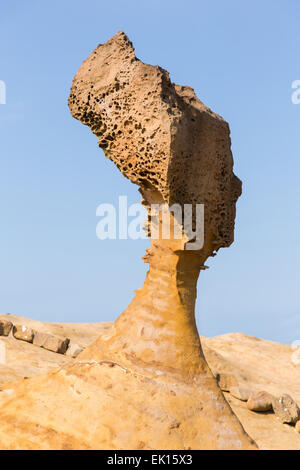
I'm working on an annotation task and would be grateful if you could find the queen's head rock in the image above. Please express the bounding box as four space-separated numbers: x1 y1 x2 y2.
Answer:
71 31 243 382
0 32 256 450
68 30 241 257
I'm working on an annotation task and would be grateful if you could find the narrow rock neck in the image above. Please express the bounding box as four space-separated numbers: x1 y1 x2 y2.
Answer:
81 232 208 381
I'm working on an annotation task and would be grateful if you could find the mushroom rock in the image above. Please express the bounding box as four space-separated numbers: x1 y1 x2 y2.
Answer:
69 31 242 378
0 32 256 450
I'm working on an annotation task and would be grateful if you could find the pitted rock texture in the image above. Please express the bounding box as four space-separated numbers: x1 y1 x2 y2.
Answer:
0 33 254 450
272 394 300 424
68 30 241 255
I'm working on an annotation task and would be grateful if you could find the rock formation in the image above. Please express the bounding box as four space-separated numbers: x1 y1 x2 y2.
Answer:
0 32 256 450
2 315 300 449
68 30 242 379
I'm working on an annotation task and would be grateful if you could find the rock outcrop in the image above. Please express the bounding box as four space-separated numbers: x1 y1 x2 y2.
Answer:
69 30 242 383
0 32 256 450
1 316 300 449
68 31 241 257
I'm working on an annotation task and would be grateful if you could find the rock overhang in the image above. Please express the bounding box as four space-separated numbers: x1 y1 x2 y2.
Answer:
68 30 241 255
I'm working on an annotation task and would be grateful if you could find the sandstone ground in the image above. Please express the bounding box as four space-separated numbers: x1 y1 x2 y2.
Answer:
0 313 299 449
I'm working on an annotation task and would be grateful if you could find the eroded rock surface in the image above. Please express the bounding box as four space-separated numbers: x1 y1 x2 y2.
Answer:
12 324 34 343
0 320 12 336
1 317 300 449
70 30 243 386
0 32 255 450
272 394 300 424
247 391 274 412
230 387 253 402
68 30 241 255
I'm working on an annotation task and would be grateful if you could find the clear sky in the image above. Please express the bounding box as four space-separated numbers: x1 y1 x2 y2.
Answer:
0 0 299 343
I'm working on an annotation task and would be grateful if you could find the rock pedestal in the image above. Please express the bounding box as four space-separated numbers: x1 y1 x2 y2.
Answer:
0 32 256 450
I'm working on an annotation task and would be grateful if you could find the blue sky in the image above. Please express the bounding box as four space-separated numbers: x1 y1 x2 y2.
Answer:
0 0 299 343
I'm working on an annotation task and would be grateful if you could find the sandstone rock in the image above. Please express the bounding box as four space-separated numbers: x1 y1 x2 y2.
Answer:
70 30 244 387
0 32 256 450
68 30 241 256
295 420 300 433
216 373 239 392
272 394 300 424
33 330 69 354
67 31 253 449
2 315 300 449
12 324 34 343
230 386 253 402
247 391 274 412
33 331 51 347
0 319 13 336
45 336 69 354
66 343 83 358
